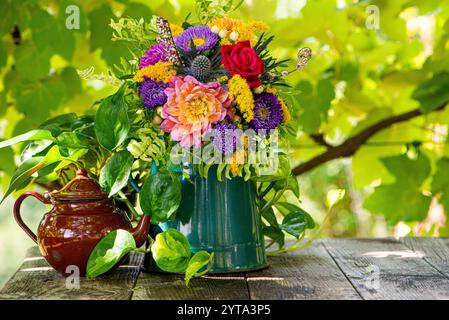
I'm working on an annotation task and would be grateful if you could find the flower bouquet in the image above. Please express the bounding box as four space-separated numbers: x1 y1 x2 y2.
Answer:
0 2 315 285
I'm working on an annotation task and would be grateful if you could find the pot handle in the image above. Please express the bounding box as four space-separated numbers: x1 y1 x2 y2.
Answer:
13 192 50 244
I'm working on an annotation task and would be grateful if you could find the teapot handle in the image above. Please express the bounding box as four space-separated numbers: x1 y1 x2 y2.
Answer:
13 192 50 244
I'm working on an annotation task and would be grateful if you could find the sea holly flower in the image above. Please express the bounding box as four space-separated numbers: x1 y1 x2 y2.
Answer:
175 26 219 53
160 76 233 148
138 79 169 109
221 41 265 88
249 93 283 131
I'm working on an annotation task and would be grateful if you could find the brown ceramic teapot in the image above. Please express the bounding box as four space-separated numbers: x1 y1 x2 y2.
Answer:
13 169 151 276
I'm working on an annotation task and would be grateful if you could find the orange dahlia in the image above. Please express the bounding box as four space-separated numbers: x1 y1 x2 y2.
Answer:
160 76 233 148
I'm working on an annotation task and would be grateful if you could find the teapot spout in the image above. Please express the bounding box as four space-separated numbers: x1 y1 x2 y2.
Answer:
130 215 151 247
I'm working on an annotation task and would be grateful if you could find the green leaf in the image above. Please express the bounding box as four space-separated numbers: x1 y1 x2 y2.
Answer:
261 204 279 227
30 9 75 61
61 67 82 99
382 153 431 186
364 185 431 224
89 5 130 67
296 79 335 134
94 88 130 151
0 129 55 149
184 251 214 286
57 132 90 150
275 202 315 229
325 189 346 209
273 175 300 198
263 225 284 249
20 140 54 163
364 153 432 224
13 76 65 123
1 145 61 203
151 229 191 273
99 150 133 197
39 113 78 136
412 72 449 113
280 212 308 238
251 155 291 182
0 41 7 70
86 229 136 278
431 157 449 214
0 147 15 175
140 170 182 224
14 41 52 81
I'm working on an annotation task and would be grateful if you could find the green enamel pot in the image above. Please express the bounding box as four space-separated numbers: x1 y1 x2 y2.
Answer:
143 167 268 273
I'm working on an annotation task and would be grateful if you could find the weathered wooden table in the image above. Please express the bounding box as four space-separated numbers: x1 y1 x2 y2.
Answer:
1 237 449 300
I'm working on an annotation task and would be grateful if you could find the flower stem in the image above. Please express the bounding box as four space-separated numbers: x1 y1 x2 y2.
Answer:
118 191 140 220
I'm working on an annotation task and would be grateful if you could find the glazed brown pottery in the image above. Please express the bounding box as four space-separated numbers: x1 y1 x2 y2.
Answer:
13 169 151 276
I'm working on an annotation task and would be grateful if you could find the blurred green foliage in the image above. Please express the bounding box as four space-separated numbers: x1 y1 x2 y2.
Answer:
1 0 449 285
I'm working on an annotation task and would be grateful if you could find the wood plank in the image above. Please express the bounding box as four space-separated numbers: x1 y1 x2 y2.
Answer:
0 247 143 300
245 240 362 300
132 272 249 300
323 238 449 300
400 237 449 279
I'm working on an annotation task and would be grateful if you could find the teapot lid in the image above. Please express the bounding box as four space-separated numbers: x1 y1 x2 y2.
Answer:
51 169 109 201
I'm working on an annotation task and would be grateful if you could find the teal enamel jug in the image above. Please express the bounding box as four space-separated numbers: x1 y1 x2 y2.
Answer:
142 167 268 273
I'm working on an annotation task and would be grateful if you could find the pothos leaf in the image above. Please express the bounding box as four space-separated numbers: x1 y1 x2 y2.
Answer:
140 170 182 224
86 229 136 278
184 251 214 286
99 150 133 197
94 87 130 151
151 229 191 273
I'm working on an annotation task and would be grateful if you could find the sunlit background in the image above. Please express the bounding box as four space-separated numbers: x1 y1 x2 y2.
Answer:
1 0 448 286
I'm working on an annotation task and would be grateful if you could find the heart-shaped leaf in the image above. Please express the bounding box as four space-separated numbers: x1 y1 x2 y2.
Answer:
140 170 182 224
94 87 130 151
99 150 133 197
86 229 136 278
184 251 214 286
151 229 191 273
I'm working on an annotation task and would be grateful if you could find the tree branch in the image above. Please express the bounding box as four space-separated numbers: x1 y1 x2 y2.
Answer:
309 133 332 148
292 104 447 176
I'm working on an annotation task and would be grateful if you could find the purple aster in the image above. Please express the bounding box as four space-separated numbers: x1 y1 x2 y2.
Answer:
249 93 284 131
212 122 240 155
138 79 169 109
175 26 218 53
139 42 172 69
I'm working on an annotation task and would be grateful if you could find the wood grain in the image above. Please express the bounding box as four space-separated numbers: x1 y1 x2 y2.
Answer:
323 238 449 300
401 237 449 279
132 272 250 300
245 240 362 300
3 239 449 300
0 247 143 300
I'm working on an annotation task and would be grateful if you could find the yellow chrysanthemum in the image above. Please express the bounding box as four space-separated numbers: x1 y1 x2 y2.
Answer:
170 24 184 37
235 21 269 45
228 75 255 123
133 62 176 83
209 18 269 46
209 18 243 33
279 98 291 124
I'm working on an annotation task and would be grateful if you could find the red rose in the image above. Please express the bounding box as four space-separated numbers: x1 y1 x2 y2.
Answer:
221 41 265 88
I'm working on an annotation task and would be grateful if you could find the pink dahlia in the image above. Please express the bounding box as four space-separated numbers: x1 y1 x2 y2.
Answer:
160 76 233 148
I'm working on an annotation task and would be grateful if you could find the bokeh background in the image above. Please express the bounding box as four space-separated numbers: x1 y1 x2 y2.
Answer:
1 0 449 286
